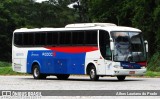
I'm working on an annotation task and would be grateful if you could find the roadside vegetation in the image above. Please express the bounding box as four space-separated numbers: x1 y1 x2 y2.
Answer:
147 52 160 72
0 61 26 75
0 0 160 75
145 71 160 77
0 61 159 77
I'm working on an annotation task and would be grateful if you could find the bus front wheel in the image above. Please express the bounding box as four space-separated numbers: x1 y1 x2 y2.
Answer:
32 64 46 79
117 76 126 81
89 66 99 81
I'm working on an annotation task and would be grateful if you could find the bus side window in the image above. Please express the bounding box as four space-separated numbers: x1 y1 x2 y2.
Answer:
72 31 85 45
14 33 23 46
35 32 46 46
46 32 59 46
85 30 97 45
99 30 111 60
23 33 34 46
59 32 71 45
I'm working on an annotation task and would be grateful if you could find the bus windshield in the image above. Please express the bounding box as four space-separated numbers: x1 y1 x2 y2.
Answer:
111 31 146 62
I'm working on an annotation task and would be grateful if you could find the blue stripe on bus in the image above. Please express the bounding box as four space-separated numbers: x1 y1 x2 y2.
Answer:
27 50 86 74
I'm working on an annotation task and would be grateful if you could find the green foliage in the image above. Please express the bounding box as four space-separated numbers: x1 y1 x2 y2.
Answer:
0 0 160 73
0 67 24 75
153 4 160 51
0 61 27 75
145 71 160 77
147 52 160 72
0 0 75 62
87 0 160 71
0 61 11 67
88 0 158 56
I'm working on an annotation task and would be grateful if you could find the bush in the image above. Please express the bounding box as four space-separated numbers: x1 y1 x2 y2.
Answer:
145 71 160 77
147 52 160 72
0 61 26 75
0 61 11 67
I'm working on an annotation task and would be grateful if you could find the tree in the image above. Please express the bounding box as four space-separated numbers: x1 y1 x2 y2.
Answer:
87 0 158 58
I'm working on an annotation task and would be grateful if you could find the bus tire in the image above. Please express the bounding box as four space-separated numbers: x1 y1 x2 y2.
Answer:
32 64 46 79
56 74 70 80
89 66 99 81
117 76 126 81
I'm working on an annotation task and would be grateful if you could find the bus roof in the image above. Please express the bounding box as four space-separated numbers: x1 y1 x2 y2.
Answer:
65 23 117 28
13 23 141 33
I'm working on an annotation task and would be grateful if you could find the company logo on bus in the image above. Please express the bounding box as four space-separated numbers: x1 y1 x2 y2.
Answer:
121 62 141 69
42 52 53 56
128 65 134 69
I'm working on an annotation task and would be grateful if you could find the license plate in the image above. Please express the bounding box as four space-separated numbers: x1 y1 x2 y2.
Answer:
129 71 135 74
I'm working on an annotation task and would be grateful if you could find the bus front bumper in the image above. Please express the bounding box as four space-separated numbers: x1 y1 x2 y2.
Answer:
112 68 147 76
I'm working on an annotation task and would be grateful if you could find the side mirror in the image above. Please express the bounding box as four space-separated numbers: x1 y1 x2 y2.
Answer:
144 40 148 52
110 38 114 51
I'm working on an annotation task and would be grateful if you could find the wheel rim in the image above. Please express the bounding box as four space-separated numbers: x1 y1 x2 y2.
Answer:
90 69 95 78
34 67 39 77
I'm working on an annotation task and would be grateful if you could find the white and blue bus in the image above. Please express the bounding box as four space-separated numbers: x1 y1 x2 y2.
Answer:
12 23 148 81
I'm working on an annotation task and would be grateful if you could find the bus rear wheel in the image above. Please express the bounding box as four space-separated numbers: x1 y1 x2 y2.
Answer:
32 64 47 79
89 66 99 81
117 76 126 81
56 74 70 80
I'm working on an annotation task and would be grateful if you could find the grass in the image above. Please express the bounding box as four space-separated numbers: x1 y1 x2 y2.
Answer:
0 61 160 77
0 67 23 75
145 71 160 77
0 61 27 75
0 61 11 67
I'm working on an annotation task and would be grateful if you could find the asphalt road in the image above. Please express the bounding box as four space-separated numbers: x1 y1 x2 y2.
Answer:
0 75 160 99
0 75 159 90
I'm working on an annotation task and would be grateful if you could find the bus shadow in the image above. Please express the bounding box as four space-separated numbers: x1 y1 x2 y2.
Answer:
44 77 144 82
21 77 144 82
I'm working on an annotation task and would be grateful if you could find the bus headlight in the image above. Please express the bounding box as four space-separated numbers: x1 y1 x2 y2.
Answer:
120 66 123 69
141 66 146 69
114 65 123 69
